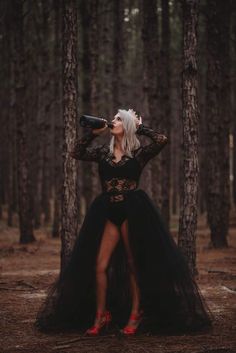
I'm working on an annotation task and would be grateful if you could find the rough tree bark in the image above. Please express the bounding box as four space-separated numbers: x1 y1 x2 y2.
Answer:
61 0 79 272
113 0 125 110
219 2 231 242
4 9 15 226
12 0 35 243
31 1 45 228
171 0 182 217
80 0 91 213
205 0 230 248
141 0 160 200
178 0 199 275
24 0 38 230
160 0 171 229
41 0 53 225
52 0 63 238
0 8 8 220
98 0 113 117
88 0 100 203
80 0 100 211
234 6 236 207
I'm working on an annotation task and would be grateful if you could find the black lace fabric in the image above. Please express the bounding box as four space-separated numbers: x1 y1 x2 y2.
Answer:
70 124 168 169
104 153 132 167
103 178 137 193
102 178 138 202
134 124 168 168
69 130 106 162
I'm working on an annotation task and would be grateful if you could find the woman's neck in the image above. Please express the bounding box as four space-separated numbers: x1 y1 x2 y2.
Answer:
114 136 124 151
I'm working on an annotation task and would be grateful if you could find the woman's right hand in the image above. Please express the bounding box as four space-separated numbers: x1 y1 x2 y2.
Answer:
92 121 108 135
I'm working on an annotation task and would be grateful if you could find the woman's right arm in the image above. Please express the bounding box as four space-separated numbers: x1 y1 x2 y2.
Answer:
69 124 108 162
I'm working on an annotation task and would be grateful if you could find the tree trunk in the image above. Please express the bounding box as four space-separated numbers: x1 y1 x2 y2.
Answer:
80 0 91 212
178 0 199 275
219 2 231 238
52 0 63 238
13 0 35 243
141 0 160 200
24 0 42 230
198 9 207 216
41 0 53 225
80 0 100 211
205 0 230 248
88 0 100 202
170 1 182 217
61 0 79 272
113 0 125 110
160 0 171 229
98 0 114 117
234 6 236 208
31 1 45 228
3 9 13 226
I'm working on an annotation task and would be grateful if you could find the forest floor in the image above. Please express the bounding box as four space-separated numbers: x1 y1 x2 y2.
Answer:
0 212 236 353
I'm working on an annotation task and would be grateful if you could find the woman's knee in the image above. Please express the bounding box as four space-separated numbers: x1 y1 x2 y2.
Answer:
96 260 108 275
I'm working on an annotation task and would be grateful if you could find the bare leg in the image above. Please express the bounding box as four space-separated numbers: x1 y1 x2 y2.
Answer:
93 219 120 327
120 219 141 327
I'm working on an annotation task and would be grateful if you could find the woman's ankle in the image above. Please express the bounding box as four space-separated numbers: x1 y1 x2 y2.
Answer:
129 308 143 321
96 309 106 317
130 306 140 316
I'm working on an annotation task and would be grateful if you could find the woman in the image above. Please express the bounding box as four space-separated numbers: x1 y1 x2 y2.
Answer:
35 109 212 335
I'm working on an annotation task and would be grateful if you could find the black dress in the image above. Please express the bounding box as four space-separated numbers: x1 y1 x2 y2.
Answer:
35 124 212 334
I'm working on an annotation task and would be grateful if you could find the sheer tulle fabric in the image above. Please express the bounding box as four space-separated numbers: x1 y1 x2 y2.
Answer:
35 189 212 334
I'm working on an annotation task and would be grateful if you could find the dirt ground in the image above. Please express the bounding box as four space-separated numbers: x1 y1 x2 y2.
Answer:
0 212 236 353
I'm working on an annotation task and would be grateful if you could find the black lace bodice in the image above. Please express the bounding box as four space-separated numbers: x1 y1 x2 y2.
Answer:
70 124 168 200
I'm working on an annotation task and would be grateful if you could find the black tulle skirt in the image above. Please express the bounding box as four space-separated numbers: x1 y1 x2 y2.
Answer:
35 189 212 334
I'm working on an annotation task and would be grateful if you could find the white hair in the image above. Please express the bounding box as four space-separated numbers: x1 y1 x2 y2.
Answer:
109 109 141 158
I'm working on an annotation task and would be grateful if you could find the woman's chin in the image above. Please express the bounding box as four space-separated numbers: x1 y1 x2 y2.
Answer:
110 130 124 137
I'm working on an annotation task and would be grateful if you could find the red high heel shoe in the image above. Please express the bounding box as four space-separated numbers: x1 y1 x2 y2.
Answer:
85 310 112 336
121 310 143 335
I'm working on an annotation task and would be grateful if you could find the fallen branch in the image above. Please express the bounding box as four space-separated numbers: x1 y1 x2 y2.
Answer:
0 287 30 291
208 270 236 277
16 280 38 290
52 344 72 350
221 285 236 293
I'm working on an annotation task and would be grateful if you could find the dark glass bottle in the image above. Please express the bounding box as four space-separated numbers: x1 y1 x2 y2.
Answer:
79 115 113 129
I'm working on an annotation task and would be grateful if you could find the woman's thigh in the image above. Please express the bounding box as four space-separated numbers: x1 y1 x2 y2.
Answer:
96 219 120 270
120 220 136 272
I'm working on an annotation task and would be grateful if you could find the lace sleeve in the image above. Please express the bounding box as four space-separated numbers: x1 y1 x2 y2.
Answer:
69 130 104 162
134 124 168 168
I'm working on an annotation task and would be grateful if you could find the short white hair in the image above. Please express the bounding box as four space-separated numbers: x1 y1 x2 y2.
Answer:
109 109 141 158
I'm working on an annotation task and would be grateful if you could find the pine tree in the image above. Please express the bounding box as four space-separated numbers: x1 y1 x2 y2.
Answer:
12 0 35 243
61 0 79 272
178 0 199 275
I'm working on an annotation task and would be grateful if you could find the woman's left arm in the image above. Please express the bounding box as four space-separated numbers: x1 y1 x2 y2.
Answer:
134 124 168 168
69 130 105 162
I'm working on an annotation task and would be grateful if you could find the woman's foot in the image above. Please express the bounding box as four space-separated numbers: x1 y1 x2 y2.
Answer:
85 310 111 336
121 310 143 335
